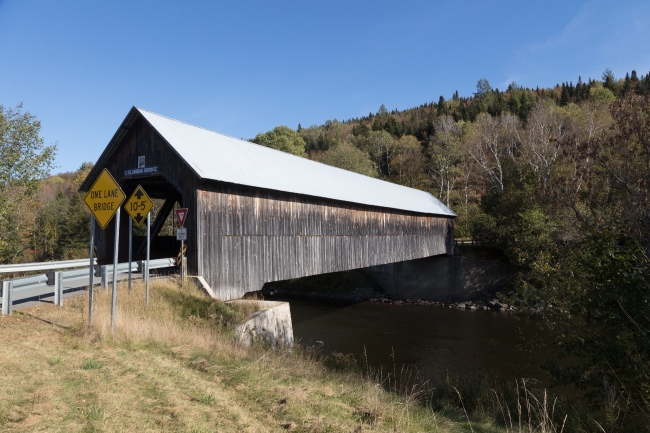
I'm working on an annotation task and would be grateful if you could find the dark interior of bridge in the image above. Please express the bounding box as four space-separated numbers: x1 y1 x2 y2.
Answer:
97 175 183 264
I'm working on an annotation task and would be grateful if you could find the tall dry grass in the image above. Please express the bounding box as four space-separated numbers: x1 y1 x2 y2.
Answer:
84 277 245 356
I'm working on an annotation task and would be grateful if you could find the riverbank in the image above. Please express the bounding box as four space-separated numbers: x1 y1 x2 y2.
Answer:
0 278 505 432
261 269 518 312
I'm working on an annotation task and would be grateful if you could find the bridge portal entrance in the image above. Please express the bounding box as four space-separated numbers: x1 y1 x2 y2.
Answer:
93 175 183 265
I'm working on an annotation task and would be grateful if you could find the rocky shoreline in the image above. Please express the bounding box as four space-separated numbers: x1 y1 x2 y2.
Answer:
261 286 517 312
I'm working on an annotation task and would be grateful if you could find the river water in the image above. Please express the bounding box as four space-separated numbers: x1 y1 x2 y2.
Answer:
277 297 550 386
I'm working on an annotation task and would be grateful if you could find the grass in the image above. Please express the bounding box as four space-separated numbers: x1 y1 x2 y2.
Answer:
80 360 103 370
0 276 558 432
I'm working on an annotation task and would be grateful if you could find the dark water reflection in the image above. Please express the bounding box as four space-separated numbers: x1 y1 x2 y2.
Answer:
278 297 551 386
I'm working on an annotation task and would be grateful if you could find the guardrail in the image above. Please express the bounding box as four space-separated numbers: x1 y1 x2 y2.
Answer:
0 258 98 274
0 258 177 315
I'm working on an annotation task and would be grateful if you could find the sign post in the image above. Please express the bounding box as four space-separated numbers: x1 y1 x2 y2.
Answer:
88 216 95 327
128 217 132 293
111 208 120 332
83 168 125 332
124 185 153 297
175 208 188 282
146 212 150 307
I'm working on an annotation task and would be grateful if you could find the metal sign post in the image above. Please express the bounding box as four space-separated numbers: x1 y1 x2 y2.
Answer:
82 168 125 332
111 207 120 332
124 185 153 300
88 215 95 327
128 217 132 293
146 212 150 307
175 208 188 282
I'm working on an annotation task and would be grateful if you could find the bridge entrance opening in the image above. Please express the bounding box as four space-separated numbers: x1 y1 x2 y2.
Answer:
95 175 183 265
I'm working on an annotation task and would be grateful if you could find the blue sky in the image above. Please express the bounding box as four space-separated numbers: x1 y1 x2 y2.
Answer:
1 0 649 173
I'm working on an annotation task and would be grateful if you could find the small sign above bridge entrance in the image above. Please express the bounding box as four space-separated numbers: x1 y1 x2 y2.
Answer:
83 169 125 229
124 185 153 227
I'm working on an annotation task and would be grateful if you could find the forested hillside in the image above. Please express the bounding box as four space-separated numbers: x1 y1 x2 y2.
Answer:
254 69 650 239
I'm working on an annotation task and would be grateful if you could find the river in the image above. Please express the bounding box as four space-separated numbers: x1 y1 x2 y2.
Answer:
275 296 551 387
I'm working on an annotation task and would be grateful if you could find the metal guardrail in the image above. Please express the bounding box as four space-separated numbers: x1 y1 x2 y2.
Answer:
0 258 98 274
0 258 177 315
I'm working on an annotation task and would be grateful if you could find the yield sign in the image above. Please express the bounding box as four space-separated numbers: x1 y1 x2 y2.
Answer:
84 169 126 229
124 185 153 227
175 208 188 228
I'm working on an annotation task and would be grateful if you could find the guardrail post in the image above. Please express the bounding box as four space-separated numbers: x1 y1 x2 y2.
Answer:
2 281 13 315
101 265 108 290
57 271 64 306
54 271 60 305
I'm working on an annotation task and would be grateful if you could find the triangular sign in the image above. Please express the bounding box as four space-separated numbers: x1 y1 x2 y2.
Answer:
175 208 188 228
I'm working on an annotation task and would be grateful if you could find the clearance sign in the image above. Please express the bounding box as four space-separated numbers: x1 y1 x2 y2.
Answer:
84 169 126 229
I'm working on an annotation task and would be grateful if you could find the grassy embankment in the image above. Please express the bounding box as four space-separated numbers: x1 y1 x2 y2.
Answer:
0 278 561 432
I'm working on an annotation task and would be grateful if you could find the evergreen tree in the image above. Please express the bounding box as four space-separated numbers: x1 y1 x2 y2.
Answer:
560 84 570 106
603 69 616 92
437 96 446 116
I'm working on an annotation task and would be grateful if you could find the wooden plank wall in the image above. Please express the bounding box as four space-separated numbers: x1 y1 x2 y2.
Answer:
197 185 454 300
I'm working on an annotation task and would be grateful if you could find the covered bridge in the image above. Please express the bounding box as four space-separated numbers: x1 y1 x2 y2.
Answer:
80 107 456 300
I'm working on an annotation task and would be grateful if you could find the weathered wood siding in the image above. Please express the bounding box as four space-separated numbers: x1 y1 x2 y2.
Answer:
197 184 454 300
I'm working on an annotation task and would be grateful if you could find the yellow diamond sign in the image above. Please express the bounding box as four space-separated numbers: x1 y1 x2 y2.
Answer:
124 185 153 227
84 169 126 229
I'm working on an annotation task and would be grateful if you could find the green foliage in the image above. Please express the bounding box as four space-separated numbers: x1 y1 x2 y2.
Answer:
32 165 92 261
590 85 616 103
252 125 306 156
505 208 558 268
193 392 216 405
543 231 650 394
0 104 56 193
80 360 103 370
314 141 377 177
353 130 396 178
158 285 244 326
0 105 56 263
499 91 650 425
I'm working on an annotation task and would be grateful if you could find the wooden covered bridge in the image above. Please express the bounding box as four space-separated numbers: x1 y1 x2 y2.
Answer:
80 107 456 301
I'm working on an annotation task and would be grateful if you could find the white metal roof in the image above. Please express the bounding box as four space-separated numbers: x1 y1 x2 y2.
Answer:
97 107 452 216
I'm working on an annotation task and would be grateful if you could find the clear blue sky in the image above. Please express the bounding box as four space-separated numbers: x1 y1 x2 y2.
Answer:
1 0 649 173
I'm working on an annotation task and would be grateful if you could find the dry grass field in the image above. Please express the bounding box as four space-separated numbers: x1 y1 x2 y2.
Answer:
0 278 499 432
